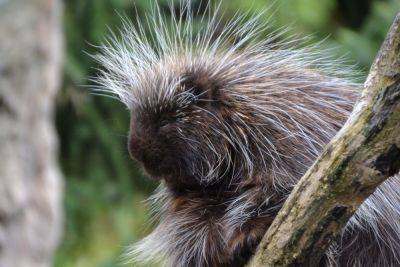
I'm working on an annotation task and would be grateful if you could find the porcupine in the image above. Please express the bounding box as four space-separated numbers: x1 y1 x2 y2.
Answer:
93 2 400 266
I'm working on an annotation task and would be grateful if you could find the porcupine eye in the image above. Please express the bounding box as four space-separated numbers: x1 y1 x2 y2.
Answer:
158 111 177 129
181 71 223 109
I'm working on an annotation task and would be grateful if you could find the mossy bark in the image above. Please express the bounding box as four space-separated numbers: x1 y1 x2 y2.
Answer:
248 12 400 267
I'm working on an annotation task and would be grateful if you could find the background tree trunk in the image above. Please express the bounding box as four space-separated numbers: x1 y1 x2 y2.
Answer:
0 0 63 266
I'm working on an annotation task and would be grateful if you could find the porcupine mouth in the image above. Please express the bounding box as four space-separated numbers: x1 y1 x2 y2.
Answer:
140 155 204 189
137 153 183 181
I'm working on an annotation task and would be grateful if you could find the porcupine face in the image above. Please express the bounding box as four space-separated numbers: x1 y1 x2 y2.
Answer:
127 65 234 187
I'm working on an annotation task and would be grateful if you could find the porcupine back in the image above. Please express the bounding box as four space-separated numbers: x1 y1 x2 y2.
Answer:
93 2 400 266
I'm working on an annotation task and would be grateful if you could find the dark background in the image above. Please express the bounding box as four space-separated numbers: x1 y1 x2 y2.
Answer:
55 0 400 266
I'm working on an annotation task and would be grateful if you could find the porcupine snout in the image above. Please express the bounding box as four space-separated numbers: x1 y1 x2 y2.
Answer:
128 110 180 180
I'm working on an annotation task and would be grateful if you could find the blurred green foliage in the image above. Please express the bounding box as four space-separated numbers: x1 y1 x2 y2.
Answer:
55 0 400 266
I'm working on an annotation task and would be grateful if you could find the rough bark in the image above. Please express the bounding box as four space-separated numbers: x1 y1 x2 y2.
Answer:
0 0 63 266
249 13 400 267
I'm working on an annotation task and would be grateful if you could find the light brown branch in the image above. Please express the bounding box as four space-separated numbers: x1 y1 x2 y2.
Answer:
249 12 400 267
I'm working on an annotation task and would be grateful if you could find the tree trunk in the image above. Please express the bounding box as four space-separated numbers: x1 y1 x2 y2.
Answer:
0 0 63 266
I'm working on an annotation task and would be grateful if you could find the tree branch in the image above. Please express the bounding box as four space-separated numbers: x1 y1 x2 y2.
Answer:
249 12 400 267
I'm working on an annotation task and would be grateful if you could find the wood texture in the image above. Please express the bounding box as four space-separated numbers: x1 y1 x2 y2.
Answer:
249 12 400 267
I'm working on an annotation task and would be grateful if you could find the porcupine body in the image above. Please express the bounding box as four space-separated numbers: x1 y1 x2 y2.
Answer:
94 2 400 267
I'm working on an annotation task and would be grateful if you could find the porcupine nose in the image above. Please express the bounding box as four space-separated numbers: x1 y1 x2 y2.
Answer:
128 133 156 165
128 124 166 178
